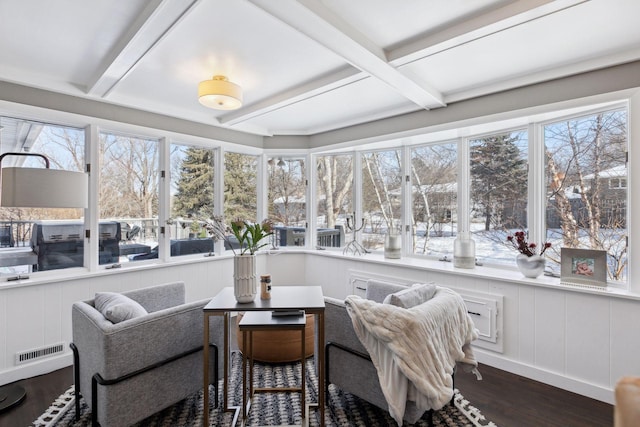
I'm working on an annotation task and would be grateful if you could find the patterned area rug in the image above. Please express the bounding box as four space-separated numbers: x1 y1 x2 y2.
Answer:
33 352 497 426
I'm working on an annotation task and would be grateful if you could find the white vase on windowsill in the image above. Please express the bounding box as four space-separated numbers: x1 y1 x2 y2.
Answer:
516 254 546 278
234 254 257 303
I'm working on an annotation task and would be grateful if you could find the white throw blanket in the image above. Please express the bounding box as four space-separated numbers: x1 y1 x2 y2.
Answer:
345 287 481 426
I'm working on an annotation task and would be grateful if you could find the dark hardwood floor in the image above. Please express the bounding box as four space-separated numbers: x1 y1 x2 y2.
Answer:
0 366 73 427
0 362 612 427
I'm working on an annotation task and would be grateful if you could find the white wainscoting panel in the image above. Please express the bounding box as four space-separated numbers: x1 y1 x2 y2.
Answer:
0 289 6 370
533 288 566 373
566 293 611 386
610 298 640 384
516 286 536 365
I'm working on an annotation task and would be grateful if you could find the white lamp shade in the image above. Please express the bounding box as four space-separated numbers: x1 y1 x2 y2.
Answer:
198 75 242 110
1 167 88 208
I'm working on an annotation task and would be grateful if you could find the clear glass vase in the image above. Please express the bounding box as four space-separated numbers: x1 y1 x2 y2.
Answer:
384 233 401 259
453 231 475 269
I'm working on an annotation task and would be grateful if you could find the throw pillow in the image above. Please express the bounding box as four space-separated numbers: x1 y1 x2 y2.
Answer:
94 292 148 324
383 283 437 308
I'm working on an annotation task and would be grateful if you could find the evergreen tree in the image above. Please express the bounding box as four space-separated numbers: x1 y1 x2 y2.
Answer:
224 152 257 222
470 134 528 231
172 147 214 218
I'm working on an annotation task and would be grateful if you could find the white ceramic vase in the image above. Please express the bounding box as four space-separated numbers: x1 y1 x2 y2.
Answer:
233 254 257 303
516 254 546 278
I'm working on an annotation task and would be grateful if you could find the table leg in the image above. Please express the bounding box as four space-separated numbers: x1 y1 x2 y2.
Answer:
224 312 230 411
249 331 254 397
242 328 248 421
318 311 325 427
301 321 306 419
203 313 210 426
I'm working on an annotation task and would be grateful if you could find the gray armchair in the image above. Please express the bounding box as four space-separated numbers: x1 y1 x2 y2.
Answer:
71 282 223 427
324 281 451 424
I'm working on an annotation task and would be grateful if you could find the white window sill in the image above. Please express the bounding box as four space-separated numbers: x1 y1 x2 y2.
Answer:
303 248 639 301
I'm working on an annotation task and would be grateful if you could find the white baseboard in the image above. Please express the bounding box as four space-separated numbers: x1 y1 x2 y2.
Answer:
473 348 614 405
0 352 73 386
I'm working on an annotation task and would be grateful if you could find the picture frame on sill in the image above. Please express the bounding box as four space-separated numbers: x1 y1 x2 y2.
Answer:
560 248 607 288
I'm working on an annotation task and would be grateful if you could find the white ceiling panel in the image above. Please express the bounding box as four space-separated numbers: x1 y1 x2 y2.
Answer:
401 0 640 98
321 0 512 49
245 76 418 135
0 0 149 91
108 0 351 125
0 0 639 138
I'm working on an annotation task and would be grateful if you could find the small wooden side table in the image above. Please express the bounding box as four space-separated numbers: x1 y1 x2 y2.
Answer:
239 311 307 422
203 285 325 427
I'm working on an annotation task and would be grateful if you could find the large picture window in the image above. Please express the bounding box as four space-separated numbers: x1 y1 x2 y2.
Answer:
410 143 457 257
168 143 216 257
267 156 306 247
361 149 402 252
0 100 630 287
315 154 353 249
544 109 628 280
0 116 85 275
99 131 159 264
469 130 528 265
224 151 257 222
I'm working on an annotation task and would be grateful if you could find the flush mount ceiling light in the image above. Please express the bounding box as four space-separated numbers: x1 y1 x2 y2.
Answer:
198 75 242 110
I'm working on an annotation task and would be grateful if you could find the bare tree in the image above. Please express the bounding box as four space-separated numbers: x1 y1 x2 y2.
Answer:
99 133 159 219
410 144 457 253
362 151 401 234
268 158 306 226
545 110 627 279
317 155 353 228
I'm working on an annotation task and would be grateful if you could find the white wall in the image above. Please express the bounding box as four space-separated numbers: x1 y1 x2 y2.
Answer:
2 250 640 405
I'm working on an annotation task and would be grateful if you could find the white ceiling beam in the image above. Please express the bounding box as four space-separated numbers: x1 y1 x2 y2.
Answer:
226 0 589 128
389 0 589 66
86 0 201 98
249 0 446 109
218 66 365 126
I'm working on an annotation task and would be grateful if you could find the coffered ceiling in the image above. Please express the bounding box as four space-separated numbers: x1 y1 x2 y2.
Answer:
1 0 639 137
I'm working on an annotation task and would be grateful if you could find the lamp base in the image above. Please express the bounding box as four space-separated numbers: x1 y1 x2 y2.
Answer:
0 384 26 412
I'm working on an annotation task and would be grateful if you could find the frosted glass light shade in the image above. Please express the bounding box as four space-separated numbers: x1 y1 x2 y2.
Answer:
1 167 88 208
198 75 242 110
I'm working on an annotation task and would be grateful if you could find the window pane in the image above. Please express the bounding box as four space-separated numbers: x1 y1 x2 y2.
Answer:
168 144 216 257
268 156 306 247
99 131 159 263
224 152 257 223
470 130 528 265
316 154 353 248
544 109 628 280
0 116 85 275
410 143 457 256
362 150 402 251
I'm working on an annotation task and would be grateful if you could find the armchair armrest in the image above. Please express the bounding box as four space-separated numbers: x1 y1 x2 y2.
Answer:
324 296 367 355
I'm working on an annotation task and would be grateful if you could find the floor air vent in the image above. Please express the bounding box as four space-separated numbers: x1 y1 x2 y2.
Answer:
15 342 65 365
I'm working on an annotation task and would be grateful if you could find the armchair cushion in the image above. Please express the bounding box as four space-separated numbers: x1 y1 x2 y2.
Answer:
383 283 436 308
94 292 148 323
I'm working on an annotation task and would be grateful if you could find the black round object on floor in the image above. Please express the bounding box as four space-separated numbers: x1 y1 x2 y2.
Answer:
0 385 26 412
